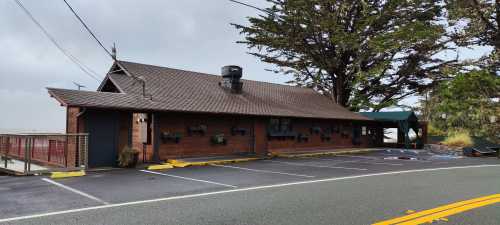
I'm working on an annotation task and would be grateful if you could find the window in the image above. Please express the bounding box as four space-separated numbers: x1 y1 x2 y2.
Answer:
269 118 292 132
280 119 292 132
269 118 281 132
362 126 367 136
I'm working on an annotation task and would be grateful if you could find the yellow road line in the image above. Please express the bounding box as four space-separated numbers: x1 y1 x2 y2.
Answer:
397 197 500 225
372 194 500 225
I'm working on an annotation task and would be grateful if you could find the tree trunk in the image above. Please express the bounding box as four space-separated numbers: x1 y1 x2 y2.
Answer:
335 75 345 106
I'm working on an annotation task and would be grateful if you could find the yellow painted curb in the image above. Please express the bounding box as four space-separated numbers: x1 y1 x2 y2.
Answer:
50 170 85 179
147 163 174 170
167 157 259 168
271 148 379 158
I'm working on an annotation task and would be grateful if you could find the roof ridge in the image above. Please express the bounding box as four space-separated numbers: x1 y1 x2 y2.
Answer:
117 60 310 90
46 87 127 95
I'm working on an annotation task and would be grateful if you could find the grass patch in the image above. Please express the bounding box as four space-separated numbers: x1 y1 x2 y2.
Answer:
441 131 474 148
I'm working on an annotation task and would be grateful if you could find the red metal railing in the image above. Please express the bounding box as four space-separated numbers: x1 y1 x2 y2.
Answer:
0 133 88 174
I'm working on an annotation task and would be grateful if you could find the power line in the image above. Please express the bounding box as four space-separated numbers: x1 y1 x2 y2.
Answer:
62 0 113 58
228 0 272 14
13 0 101 82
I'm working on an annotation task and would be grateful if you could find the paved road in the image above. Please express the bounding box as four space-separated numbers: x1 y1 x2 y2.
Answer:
1 150 499 225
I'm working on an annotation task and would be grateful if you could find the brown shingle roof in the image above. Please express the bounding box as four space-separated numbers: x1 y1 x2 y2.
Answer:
47 61 370 120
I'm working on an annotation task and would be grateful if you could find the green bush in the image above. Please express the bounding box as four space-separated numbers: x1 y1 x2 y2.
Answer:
118 146 139 168
427 123 446 136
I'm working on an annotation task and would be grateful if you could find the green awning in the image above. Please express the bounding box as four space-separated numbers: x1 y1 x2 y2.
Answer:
360 111 421 149
359 111 417 122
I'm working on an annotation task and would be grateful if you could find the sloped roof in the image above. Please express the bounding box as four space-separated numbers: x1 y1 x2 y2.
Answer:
359 111 417 122
48 61 371 120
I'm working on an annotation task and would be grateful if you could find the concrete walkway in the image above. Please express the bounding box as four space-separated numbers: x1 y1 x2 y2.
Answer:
0 158 46 174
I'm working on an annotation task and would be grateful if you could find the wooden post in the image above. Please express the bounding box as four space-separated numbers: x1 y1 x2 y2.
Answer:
64 135 68 167
27 138 32 173
152 113 160 162
23 138 28 174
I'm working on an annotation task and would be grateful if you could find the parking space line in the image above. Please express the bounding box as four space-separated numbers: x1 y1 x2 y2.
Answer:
313 158 360 164
336 155 379 159
211 164 315 178
338 155 434 163
41 178 109 205
2 164 499 224
313 158 403 166
368 162 404 166
268 160 368 171
139 170 238 188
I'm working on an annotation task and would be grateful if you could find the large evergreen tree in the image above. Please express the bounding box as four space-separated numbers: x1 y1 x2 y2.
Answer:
446 0 499 75
233 0 459 111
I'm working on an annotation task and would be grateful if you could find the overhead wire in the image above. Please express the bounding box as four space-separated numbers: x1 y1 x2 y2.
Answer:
62 0 113 58
13 0 102 82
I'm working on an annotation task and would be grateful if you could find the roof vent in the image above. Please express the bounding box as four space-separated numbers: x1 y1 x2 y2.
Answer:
220 65 243 94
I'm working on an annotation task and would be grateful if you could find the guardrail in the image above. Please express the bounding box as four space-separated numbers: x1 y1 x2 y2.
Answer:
0 133 88 174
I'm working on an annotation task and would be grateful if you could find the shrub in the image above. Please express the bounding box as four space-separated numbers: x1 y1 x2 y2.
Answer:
118 146 139 168
441 131 474 148
427 123 446 136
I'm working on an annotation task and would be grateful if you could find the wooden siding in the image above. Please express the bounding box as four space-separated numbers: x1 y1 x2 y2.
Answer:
130 112 375 161
155 113 254 160
267 118 373 152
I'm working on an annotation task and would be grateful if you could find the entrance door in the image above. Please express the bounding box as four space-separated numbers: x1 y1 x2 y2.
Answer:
85 110 120 167
352 125 361 146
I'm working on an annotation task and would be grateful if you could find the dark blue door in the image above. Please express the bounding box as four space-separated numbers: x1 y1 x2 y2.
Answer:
85 110 119 167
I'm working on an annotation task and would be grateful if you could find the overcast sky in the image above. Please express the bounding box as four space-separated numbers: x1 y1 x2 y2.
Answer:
0 0 491 133
0 0 284 133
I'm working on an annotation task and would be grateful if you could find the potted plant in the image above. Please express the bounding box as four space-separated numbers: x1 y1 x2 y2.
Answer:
211 133 227 145
118 146 139 168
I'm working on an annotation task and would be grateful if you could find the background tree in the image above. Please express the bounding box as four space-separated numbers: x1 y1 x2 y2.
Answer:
446 0 499 75
420 70 499 142
233 0 459 111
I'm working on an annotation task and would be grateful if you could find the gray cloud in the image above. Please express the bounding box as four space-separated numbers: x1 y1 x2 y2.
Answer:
0 0 285 132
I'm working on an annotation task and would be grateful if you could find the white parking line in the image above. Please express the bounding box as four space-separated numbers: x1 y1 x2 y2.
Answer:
312 158 360 164
4 164 497 224
211 164 315 178
41 178 109 205
336 155 379 159
268 160 368 171
139 170 237 188
337 155 433 163
312 158 403 166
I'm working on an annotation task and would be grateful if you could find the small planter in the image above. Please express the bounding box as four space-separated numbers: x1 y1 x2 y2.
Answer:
211 134 227 145
187 125 207 136
310 126 322 135
320 133 332 142
297 133 309 142
118 147 140 168
268 130 297 140
161 132 182 144
231 127 247 136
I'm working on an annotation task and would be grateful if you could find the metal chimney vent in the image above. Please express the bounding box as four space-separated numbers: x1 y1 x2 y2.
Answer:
221 65 243 93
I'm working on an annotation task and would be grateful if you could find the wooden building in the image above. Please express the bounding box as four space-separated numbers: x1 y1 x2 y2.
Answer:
48 61 381 168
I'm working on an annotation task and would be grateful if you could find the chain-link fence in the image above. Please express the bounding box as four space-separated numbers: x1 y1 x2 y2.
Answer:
0 133 88 175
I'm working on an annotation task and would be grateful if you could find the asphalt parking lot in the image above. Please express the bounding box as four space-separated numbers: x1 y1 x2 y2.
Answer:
1 149 499 224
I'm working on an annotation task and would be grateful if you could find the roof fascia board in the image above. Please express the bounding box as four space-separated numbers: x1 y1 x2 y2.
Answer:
46 88 68 107
96 74 125 93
